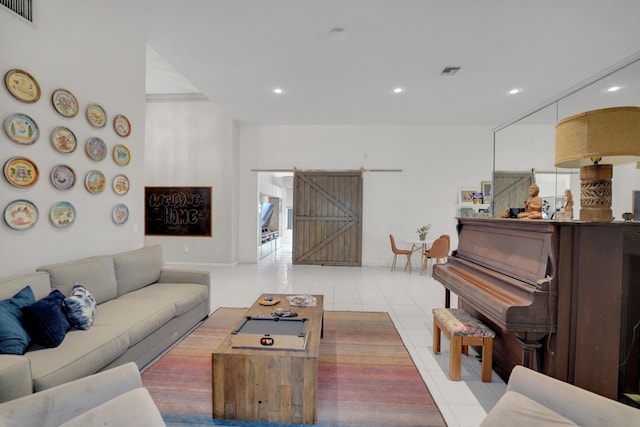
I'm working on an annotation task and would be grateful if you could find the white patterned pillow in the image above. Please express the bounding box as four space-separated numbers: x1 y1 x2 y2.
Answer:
63 283 97 330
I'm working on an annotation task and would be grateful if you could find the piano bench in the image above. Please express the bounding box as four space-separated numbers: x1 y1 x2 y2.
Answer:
432 308 495 382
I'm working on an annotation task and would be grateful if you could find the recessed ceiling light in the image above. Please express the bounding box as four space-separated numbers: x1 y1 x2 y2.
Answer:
273 88 284 94
393 87 404 94
607 85 621 92
330 28 346 42
509 88 521 95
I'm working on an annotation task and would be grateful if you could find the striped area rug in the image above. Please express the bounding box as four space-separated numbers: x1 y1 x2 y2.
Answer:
141 307 446 427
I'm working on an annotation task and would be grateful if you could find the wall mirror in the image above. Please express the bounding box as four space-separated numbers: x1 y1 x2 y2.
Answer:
492 53 640 219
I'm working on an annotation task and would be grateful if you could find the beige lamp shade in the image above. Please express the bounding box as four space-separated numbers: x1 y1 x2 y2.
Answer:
555 106 640 168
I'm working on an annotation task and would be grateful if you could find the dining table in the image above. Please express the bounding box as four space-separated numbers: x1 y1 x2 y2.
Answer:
404 237 434 252
405 237 434 275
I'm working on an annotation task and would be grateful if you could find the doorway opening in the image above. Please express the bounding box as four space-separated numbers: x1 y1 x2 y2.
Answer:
257 172 293 263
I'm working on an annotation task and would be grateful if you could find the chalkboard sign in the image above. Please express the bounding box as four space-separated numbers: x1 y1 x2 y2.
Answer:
145 186 212 236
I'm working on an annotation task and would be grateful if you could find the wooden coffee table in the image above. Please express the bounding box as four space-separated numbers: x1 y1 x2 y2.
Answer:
212 294 324 424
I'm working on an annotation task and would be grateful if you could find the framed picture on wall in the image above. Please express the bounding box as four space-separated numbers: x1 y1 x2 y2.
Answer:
481 181 492 203
458 189 477 204
633 190 640 220
144 186 212 236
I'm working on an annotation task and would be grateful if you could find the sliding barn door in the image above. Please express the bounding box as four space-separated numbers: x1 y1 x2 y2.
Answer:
293 171 362 266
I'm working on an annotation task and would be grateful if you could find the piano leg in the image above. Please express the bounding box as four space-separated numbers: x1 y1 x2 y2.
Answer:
516 336 543 371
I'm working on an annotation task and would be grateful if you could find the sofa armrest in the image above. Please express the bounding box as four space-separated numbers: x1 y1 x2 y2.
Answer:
0 362 143 427
506 365 640 427
158 268 210 287
0 355 32 403
59 388 165 427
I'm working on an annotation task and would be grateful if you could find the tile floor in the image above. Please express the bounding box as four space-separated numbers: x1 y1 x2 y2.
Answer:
171 245 506 427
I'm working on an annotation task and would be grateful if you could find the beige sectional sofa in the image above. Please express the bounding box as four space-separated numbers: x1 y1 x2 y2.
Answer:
0 245 210 403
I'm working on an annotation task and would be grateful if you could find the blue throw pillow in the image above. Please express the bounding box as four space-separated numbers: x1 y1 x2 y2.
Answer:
0 286 35 354
22 289 71 348
63 283 97 330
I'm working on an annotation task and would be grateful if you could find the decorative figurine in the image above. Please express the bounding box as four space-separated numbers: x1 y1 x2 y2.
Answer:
563 189 574 220
564 189 574 211
517 184 543 219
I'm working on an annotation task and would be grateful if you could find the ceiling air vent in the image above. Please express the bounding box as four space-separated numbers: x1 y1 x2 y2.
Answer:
1 0 33 23
440 66 462 76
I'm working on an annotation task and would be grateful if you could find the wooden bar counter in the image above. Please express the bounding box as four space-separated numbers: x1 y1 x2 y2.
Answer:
212 294 324 424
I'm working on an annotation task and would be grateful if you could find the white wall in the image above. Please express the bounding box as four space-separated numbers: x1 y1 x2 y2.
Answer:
0 2 146 276
144 97 237 264
238 125 494 266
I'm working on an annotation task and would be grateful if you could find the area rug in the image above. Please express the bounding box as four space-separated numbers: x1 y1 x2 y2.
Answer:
142 308 446 427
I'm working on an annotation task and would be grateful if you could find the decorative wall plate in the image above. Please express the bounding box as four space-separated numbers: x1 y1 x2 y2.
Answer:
4 113 39 145
50 164 76 190
4 199 38 230
86 137 107 161
49 201 76 228
86 103 106 128
112 174 130 195
113 114 131 137
84 170 106 194
50 126 77 153
112 203 129 225
113 144 130 166
5 69 41 103
3 157 39 188
51 88 79 118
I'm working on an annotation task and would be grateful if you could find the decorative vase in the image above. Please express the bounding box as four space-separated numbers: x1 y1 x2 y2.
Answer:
419 234 426 241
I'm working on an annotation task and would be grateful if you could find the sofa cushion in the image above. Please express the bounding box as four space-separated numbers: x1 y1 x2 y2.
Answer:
121 282 208 316
0 272 51 302
37 256 117 304
0 286 35 355
63 284 97 330
93 298 176 346
0 355 32 403
113 245 163 297
22 290 71 348
480 390 578 426
59 387 166 427
26 325 129 392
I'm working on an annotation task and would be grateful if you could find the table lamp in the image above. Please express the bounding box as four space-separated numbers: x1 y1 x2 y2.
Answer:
555 106 640 222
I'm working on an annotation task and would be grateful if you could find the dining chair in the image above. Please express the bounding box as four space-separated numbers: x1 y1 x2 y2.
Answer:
420 237 449 275
439 234 451 253
419 234 449 273
389 234 415 273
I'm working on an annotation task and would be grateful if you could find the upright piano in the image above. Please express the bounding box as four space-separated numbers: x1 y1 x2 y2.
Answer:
433 217 640 405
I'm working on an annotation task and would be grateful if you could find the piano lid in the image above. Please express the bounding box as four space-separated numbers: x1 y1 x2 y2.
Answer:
454 218 555 287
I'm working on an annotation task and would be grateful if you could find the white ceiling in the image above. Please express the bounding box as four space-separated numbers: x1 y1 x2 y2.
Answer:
124 0 640 126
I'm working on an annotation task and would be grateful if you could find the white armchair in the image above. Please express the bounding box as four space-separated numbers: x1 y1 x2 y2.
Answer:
481 365 640 427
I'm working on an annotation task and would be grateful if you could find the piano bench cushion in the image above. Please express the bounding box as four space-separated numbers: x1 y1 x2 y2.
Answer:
433 308 495 338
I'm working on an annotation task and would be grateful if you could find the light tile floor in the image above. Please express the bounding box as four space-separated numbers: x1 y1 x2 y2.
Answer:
172 245 506 427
